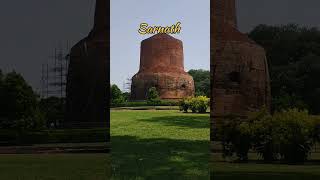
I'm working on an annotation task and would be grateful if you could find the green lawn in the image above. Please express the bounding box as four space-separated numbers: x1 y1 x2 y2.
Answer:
1 110 319 180
110 110 210 179
0 154 110 180
211 152 320 180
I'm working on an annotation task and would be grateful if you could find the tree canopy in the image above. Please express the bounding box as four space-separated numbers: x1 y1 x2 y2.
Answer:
188 69 210 97
0 71 44 130
249 24 320 114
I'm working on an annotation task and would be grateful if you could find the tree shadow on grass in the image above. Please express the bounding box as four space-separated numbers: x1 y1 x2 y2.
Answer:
139 115 209 129
210 172 320 180
210 153 320 180
111 135 209 180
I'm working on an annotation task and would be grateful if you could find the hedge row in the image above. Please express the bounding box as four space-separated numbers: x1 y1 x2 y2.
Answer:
217 108 320 163
0 128 109 146
111 100 179 107
179 96 210 113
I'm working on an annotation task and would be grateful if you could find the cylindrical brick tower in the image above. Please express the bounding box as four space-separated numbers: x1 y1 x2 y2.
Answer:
131 33 195 100
65 0 109 128
211 0 271 118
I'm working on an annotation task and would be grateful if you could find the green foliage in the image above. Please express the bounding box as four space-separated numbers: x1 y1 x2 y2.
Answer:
110 84 125 105
219 108 317 163
246 109 278 162
219 115 251 162
0 128 108 145
273 109 314 163
0 71 44 130
188 69 210 97
39 97 65 128
179 96 209 113
313 116 320 142
146 87 161 106
122 92 131 102
180 97 192 113
249 24 320 114
110 100 179 108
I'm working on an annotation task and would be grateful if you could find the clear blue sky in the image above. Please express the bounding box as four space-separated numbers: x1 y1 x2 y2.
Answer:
110 0 210 91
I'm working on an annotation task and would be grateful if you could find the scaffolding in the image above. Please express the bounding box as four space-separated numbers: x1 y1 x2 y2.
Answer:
41 42 70 99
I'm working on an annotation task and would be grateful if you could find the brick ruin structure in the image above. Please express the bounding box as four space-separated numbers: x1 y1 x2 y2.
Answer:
131 33 195 100
211 0 271 120
65 0 109 129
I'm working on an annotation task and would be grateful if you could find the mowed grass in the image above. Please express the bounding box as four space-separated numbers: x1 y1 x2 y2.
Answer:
211 153 320 180
0 154 110 180
110 110 210 179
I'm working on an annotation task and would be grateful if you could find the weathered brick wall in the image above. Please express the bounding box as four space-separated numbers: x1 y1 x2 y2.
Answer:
131 34 195 100
211 0 271 140
65 0 109 129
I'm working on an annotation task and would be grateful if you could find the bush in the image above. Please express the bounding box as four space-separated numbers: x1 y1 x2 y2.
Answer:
219 115 251 162
0 128 109 146
0 71 44 131
110 84 125 106
245 108 279 162
110 100 179 108
39 97 65 128
273 109 314 163
179 97 191 113
179 96 209 113
313 116 320 143
147 87 161 106
218 108 317 163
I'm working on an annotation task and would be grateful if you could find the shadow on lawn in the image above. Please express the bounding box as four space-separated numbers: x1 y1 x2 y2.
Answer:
210 172 320 180
139 115 209 129
210 153 320 180
111 135 209 180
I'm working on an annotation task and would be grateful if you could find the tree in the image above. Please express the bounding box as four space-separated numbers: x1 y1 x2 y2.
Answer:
147 87 160 106
122 92 131 102
188 69 210 97
249 24 320 114
39 97 65 128
0 71 44 130
110 84 125 105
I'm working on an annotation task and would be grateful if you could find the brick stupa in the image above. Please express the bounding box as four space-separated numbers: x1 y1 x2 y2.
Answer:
211 0 271 118
131 34 195 100
65 0 109 128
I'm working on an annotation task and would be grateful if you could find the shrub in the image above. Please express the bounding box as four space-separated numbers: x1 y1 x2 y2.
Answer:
219 115 251 162
110 84 125 106
313 116 320 143
0 128 109 146
246 109 279 162
273 109 314 163
179 96 209 113
179 97 192 113
147 87 161 106
218 108 317 163
196 96 210 113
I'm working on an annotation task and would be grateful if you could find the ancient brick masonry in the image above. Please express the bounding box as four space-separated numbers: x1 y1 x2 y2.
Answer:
131 34 195 100
65 0 109 128
211 0 271 120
